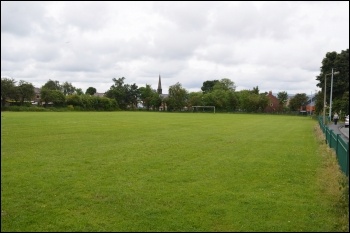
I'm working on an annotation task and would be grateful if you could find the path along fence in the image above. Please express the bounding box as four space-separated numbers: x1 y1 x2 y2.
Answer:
318 116 349 176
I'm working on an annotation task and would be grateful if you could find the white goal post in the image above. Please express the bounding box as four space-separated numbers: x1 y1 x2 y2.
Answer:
192 106 215 113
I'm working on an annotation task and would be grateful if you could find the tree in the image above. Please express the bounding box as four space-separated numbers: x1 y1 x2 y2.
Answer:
201 80 219 93
1 77 17 107
139 84 158 110
251 86 259 94
66 94 82 107
124 83 139 109
17 80 35 104
235 89 268 112
315 49 349 114
40 89 65 107
187 92 204 107
105 77 126 109
213 78 236 91
277 91 288 111
62 82 76 95
105 77 139 110
75 88 84 95
150 92 162 110
42 79 61 91
289 93 308 111
85 87 97 96
167 82 188 111
314 91 324 115
51 90 66 106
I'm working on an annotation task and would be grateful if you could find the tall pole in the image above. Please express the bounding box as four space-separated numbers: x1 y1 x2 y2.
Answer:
323 74 327 125
329 68 334 120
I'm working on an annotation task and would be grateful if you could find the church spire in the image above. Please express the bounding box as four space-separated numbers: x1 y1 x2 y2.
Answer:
157 74 162 94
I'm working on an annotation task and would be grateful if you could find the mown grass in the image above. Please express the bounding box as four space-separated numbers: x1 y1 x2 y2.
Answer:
1 112 348 232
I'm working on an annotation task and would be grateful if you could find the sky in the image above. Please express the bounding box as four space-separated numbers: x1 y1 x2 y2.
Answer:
1 1 349 95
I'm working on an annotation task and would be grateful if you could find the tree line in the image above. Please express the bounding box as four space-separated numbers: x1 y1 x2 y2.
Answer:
1 76 308 113
2 49 348 114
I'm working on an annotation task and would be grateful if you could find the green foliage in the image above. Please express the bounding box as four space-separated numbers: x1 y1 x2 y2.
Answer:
75 88 84 95
236 90 269 112
40 89 65 107
42 79 61 91
1 77 17 107
85 87 97 95
66 94 82 106
139 84 160 110
277 91 288 109
17 80 35 103
187 91 204 107
316 49 349 115
139 84 152 110
213 78 236 92
62 81 76 95
2 106 50 111
67 105 74 110
51 90 66 106
289 93 308 111
105 77 139 110
167 82 188 111
201 80 219 93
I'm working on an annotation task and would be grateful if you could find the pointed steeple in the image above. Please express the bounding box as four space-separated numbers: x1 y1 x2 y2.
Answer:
157 74 162 94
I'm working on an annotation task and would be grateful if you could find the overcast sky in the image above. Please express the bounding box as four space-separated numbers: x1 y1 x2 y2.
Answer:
1 1 349 95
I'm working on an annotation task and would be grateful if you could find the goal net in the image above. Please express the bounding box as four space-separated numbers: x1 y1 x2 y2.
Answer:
192 106 215 113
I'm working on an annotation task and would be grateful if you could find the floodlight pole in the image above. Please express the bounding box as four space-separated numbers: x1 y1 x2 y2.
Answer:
329 68 340 120
322 69 339 125
323 74 327 125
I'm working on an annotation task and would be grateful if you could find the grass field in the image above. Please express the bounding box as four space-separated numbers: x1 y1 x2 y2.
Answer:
1 111 348 231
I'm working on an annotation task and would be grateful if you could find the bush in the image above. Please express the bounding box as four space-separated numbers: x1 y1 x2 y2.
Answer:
67 105 74 110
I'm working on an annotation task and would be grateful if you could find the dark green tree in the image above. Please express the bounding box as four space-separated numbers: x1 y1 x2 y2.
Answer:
17 80 35 104
66 94 82 107
105 77 126 109
139 84 157 110
187 91 204 107
201 80 219 93
213 78 236 91
277 91 288 111
42 79 61 91
105 77 139 110
150 92 162 110
251 86 259 94
1 77 17 107
62 82 76 95
75 88 84 95
289 93 308 111
167 82 188 111
85 87 97 96
315 49 349 114
124 83 139 109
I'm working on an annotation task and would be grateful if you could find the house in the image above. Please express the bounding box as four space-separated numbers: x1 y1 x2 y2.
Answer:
32 87 41 104
305 94 316 115
264 91 280 113
93 92 105 97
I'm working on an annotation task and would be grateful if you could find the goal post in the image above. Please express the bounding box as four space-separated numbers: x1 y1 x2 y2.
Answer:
192 106 215 113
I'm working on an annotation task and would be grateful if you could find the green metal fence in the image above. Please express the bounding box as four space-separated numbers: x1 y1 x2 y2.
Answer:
318 116 349 176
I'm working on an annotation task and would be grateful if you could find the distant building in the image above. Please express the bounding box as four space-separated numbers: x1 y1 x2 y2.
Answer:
157 74 168 111
33 87 41 102
264 91 280 113
93 92 105 97
305 94 316 115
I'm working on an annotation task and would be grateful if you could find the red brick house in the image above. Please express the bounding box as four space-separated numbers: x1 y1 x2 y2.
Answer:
264 91 280 113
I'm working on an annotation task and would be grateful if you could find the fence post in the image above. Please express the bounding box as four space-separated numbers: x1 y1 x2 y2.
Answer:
328 129 333 146
336 134 340 162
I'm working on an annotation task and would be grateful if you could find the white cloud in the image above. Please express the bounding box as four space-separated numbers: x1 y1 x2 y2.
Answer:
1 1 349 94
